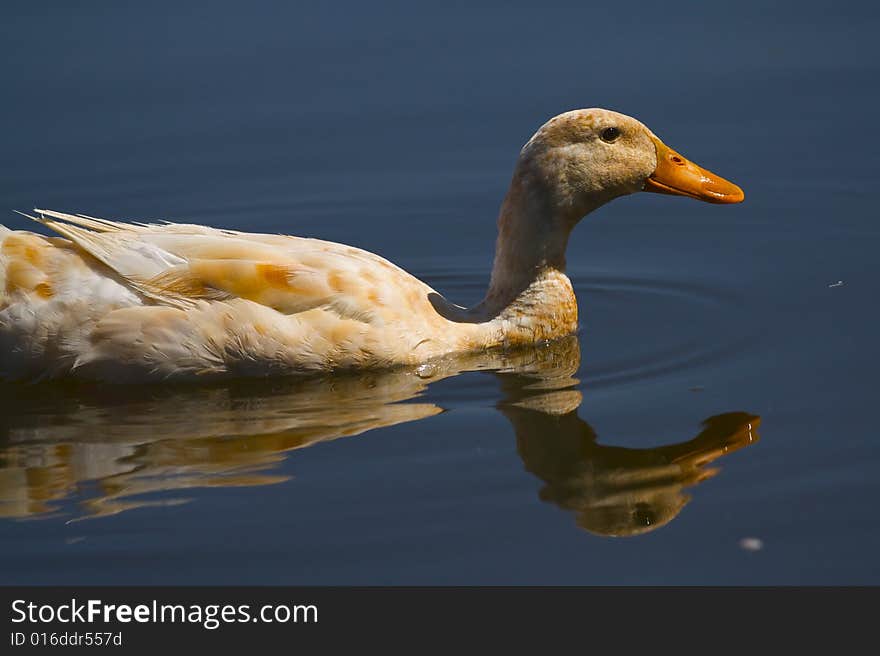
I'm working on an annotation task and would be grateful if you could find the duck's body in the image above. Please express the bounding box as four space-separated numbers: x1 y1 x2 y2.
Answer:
0 216 576 382
0 109 742 383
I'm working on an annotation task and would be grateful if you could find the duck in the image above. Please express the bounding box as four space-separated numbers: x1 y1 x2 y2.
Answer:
0 108 743 383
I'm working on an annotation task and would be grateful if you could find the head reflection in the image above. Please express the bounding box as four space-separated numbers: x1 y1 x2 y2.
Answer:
492 343 758 536
0 336 758 535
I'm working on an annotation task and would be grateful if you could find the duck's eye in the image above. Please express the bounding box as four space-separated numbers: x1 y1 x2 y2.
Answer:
600 126 621 143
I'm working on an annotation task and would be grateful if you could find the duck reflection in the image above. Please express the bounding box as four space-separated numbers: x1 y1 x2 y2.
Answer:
0 337 758 534
502 393 758 537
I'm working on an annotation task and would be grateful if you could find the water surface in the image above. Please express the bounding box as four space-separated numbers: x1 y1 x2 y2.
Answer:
0 0 878 584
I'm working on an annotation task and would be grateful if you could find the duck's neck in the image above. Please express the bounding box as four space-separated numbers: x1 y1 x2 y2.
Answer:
487 175 571 301
469 171 596 340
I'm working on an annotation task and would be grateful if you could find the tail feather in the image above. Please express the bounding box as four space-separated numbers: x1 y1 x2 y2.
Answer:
19 209 191 307
30 208 135 233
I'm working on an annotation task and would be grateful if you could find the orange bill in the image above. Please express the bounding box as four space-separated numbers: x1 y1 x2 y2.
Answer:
644 136 744 204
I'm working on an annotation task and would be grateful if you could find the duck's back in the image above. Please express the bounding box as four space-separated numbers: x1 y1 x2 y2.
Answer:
0 211 462 382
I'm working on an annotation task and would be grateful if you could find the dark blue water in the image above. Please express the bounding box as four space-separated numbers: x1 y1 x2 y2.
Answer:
1 0 878 584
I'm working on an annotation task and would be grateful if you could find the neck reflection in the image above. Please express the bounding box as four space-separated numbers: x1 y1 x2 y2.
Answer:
0 337 758 535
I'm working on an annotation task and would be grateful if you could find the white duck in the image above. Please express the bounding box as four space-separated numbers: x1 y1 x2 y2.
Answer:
0 108 743 382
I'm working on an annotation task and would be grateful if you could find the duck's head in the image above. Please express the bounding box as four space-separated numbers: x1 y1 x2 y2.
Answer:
517 108 744 221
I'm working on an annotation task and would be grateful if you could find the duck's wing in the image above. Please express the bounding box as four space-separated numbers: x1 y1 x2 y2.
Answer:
26 209 427 322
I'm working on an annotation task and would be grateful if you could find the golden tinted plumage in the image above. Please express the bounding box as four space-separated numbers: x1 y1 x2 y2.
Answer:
0 108 743 382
